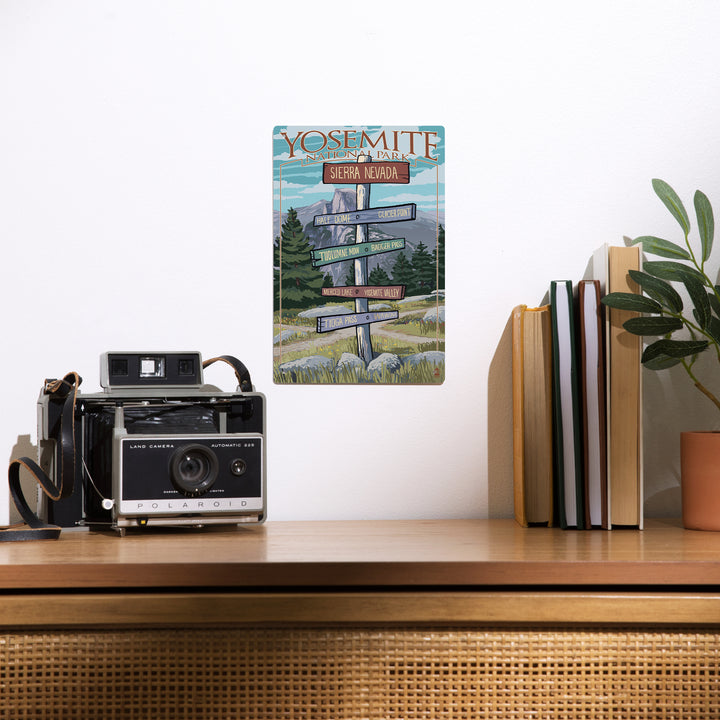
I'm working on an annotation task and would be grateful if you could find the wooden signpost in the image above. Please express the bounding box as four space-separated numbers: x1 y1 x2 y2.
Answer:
311 238 405 267
312 155 415 364
322 161 410 185
316 310 399 334
313 203 416 227
321 285 405 300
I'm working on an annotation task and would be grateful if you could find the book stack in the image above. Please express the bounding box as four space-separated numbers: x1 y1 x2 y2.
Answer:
512 244 643 529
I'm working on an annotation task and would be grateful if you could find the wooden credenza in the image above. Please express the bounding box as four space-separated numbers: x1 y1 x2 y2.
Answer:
1 519 718 718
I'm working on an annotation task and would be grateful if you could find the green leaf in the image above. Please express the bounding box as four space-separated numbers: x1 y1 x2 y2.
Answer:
643 260 706 283
694 189 714 262
628 270 683 313
652 179 690 235
601 292 662 313
630 235 691 260
708 316 720 346
622 316 683 335
643 354 684 371
642 338 709 362
709 291 720 319
684 276 712 329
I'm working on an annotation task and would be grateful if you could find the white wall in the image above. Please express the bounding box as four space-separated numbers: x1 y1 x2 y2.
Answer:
2 0 720 524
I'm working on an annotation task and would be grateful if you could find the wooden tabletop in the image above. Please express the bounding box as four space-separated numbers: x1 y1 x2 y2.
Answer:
0 518 718 591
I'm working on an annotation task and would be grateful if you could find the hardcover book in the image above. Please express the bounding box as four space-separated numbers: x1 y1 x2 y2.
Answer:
578 279 608 528
273 125 445 384
550 280 586 529
512 304 554 527
592 244 643 528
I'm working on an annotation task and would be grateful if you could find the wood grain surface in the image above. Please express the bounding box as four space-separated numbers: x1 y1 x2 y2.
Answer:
0 518 717 590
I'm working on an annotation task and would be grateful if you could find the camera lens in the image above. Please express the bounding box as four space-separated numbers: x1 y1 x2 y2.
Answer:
170 444 219 497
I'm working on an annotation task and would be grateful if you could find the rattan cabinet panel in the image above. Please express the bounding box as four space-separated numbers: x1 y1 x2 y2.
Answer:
2 626 719 719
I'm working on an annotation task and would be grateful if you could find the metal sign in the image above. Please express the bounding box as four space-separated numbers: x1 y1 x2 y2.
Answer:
316 310 399 334
314 203 416 227
311 238 405 267
323 161 410 185
322 285 406 300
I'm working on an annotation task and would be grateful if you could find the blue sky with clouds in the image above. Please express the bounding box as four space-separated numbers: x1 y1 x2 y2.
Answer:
273 126 445 216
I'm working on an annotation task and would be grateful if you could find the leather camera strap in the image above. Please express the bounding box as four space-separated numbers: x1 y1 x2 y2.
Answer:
1 372 81 542
202 355 253 392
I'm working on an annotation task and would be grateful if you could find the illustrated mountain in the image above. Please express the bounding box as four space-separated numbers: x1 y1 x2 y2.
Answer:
274 188 444 287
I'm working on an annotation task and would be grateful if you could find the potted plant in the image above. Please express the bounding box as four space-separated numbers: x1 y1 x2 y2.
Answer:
602 179 720 529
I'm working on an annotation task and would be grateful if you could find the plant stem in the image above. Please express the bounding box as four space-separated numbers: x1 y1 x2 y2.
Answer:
685 230 700 269
694 381 720 413
682 359 720 411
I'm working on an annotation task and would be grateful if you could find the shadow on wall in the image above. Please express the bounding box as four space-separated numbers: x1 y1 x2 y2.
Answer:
8 434 37 525
642 352 720 517
487 313 514 519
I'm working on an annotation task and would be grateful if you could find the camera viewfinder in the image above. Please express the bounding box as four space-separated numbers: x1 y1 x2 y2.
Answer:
110 359 129 377
101 352 205 388
139 356 166 378
178 358 195 376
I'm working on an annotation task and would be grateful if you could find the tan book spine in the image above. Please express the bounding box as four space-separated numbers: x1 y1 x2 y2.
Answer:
523 306 553 524
512 304 553 527
512 305 528 527
607 246 642 527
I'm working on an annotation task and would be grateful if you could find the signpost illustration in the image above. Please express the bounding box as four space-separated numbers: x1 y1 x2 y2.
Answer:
322 161 411 185
321 285 405 300
313 203 416 227
311 238 405 267
317 310 399 334
312 154 414 364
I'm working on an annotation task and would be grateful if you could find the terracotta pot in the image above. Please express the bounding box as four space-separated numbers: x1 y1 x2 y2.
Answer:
681 432 720 531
